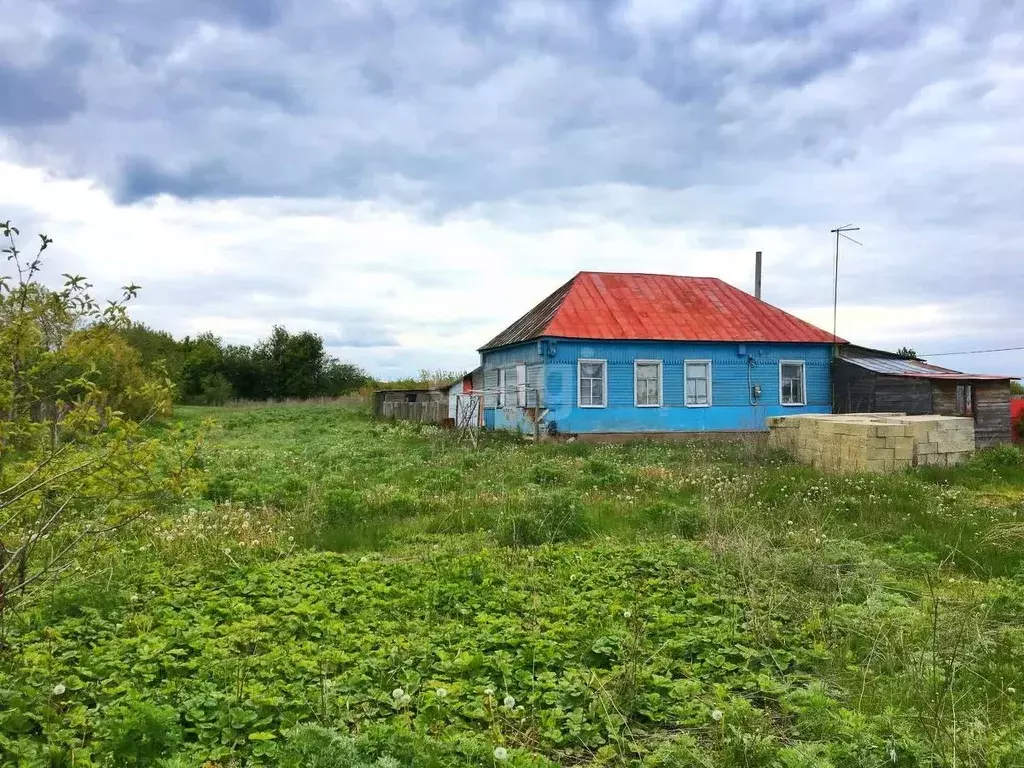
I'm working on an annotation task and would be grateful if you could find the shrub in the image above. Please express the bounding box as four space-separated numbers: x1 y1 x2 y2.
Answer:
971 444 1024 469
105 701 182 768
280 724 362 768
196 372 234 405
496 493 591 547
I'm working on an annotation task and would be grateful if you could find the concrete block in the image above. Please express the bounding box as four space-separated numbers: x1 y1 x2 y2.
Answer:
767 413 976 475
946 441 975 454
867 459 892 473
946 451 970 466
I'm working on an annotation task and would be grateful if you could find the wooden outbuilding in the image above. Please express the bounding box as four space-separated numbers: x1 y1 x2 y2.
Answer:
372 387 447 417
832 346 1017 448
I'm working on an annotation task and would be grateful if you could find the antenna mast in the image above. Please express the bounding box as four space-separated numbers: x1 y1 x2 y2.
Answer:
829 224 861 351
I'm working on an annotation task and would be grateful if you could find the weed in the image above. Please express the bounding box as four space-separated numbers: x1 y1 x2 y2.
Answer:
3 404 1024 767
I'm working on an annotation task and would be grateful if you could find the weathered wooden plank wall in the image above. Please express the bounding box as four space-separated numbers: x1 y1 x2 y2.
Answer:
831 360 933 414
380 400 448 424
931 381 959 416
974 381 1012 447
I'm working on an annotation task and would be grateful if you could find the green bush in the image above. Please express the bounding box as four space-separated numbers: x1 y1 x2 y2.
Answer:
105 701 182 768
196 372 234 405
280 725 364 768
496 493 591 547
971 444 1024 469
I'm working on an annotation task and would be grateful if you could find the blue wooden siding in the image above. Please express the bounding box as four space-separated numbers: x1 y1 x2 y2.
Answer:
481 342 546 432
543 340 831 433
483 338 832 434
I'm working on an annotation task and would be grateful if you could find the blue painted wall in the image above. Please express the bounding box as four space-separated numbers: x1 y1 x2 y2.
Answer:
483 338 832 434
481 341 546 433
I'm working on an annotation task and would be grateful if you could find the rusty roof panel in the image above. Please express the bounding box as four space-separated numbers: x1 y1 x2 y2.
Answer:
480 271 840 350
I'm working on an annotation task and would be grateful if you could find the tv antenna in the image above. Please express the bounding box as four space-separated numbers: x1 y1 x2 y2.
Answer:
830 224 861 349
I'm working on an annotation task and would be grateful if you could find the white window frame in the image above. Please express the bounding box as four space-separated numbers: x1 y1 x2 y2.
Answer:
496 368 506 407
577 359 607 409
779 360 807 406
684 359 713 408
516 363 527 407
633 359 663 408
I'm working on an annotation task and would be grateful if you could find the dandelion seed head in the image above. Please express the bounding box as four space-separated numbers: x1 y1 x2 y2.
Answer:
493 747 509 761
392 688 405 700
711 708 723 722
503 695 515 709
52 683 66 696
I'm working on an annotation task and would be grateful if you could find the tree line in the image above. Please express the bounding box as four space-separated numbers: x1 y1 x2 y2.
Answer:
121 324 373 405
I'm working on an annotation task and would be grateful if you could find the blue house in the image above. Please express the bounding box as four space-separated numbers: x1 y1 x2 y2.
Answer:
478 271 839 435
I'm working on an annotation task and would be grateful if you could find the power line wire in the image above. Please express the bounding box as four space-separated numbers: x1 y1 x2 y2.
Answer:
921 345 1024 357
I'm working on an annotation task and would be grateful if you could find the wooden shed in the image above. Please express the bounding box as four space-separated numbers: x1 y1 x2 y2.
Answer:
372 387 447 417
832 346 1017 448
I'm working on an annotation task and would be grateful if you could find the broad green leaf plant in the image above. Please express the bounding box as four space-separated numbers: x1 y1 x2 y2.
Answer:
0 220 196 630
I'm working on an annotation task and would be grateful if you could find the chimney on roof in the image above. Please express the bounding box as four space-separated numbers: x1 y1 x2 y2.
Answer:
754 251 762 300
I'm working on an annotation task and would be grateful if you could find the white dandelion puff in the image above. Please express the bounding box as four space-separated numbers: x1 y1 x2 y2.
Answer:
436 687 448 698
711 708 723 722
52 683 66 696
392 688 405 701
493 747 509 761
503 695 516 710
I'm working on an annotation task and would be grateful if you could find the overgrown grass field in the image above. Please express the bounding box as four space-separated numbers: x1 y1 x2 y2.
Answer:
4 404 1024 767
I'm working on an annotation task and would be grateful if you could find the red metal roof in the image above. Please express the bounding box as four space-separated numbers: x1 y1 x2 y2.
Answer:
480 271 841 350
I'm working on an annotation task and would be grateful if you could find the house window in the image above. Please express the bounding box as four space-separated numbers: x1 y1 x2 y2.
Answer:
780 361 806 406
635 360 662 407
516 363 527 407
578 359 606 408
685 361 712 407
497 368 506 407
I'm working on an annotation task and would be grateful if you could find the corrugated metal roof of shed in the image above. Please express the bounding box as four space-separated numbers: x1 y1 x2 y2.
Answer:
839 349 1016 380
479 271 840 350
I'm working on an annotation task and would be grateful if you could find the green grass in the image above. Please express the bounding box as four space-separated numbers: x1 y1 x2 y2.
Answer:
3 404 1024 767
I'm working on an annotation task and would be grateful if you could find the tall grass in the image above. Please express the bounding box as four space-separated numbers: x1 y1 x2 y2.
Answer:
6 403 1021 767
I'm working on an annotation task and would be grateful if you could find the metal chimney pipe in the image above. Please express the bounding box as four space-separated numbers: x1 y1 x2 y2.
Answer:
754 251 762 299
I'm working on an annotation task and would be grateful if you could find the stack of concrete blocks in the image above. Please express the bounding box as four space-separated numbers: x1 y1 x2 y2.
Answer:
766 414 975 474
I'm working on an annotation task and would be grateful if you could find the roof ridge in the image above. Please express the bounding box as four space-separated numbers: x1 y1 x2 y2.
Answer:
576 270 723 280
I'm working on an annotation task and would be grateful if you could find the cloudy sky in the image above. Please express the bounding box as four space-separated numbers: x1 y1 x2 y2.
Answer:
2 0 1022 377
